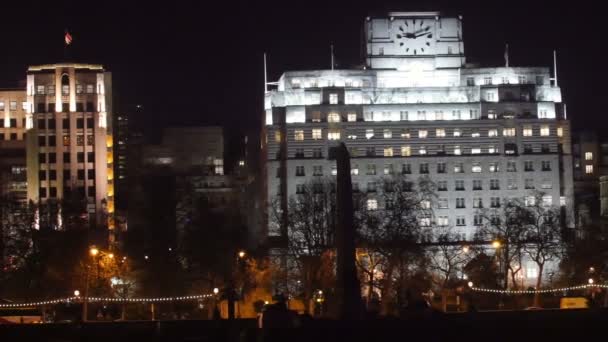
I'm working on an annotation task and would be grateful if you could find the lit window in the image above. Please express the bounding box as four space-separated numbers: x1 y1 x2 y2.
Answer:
421 200 431 209
437 217 449 226
586 165 594 174
367 199 378 211
327 130 340 140
347 134 357 140
541 180 552 189
291 79 301 88
401 146 411 157
331 165 337 176
419 146 427 155
328 112 340 122
488 145 497 154
525 196 535 207
453 129 461 137
540 125 550 136
488 129 498 137
489 162 499 172
384 164 394 175
471 132 480 138
560 196 566 206
454 164 464 173
471 148 481 154
312 128 322 140
438 198 448 209
384 129 392 138
275 131 281 142
401 130 410 138
523 126 533 137
473 198 483 208
347 113 357 122
294 130 304 141
350 164 358 175
503 128 516 137
329 93 338 105
488 110 497 119
9 101 17 111
472 163 482 173
383 147 394 157
526 266 538 279
420 217 431 227
542 195 552 207
419 130 428 138
214 159 224 175
366 129 374 139
454 145 461 155
312 111 321 122
585 152 593 161
557 127 563 137
436 128 446 137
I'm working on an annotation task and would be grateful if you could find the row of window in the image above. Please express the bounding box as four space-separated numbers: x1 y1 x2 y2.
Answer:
39 152 95 164
289 125 557 141
39 169 95 181
38 135 95 147
36 102 96 113
35 84 96 95
0 132 19 140
465 75 544 86
2 118 21 128
291 160 552 177
39 185 96 199
0 101 25 111
37 117 94 130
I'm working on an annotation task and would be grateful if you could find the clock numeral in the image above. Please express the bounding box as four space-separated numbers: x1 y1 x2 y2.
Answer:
427 34 433 38
426 42 430 46
400 42 404 46
421 48 425 52
406 48 409 52
414 49 417 55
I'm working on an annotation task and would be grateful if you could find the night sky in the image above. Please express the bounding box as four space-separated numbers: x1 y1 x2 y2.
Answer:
0 1 605 139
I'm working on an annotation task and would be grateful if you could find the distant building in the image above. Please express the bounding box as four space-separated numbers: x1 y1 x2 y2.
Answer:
263 11 575 246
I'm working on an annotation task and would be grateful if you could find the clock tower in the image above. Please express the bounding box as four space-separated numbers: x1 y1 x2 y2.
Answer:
365 12 465 71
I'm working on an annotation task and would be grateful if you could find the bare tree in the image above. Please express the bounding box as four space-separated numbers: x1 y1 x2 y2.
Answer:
428 227 472 290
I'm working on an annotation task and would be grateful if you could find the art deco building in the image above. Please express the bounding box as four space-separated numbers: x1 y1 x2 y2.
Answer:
25 63 114 232
263 12 574 243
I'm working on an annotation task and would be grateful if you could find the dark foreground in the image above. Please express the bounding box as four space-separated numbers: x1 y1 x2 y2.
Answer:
1 309 607 342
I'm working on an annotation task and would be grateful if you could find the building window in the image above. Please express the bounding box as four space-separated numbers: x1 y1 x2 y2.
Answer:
485 92 495 101
455 180 465 191
525 179 535 189
453 145 461 155
488 129 498 137
452 129 461 137
489 162 499 172
524 161 534 171
87 169 95 179
382 129 392 139
331 165 337 176
490 179 500 190
542 161 551 171
557 127 563 137
366 147 375 156
327 112 340 123
384 164 394 175
525 196 536 207
418 130 428 139
419 163 429 174
419 146 427 155
296 184 305 194
540 125 550 136
454 162 464 173
438 181 447 191
367 199 378 211
383 147 394 157
523 126 533 137
484 77 492 85
585 152 593 161
39 170 47 181
312 128 322 140
312 111 321 122
437 163 446 174
294 130 304 141
400 111 408 121
294 148 304 158
64 152 71 163
77 135 84 146
9 101 17 111
474 215 483 226
48 153 56 163
472 163 482 173
401 164 411 174
473 197 483 208
473 180 482 191
417 111 426 120
367 181 377 193
367 164 376 175
310 165 322 176
466 77 475 86
507 179 518 190
352 183 359 192
436 111 444 120
586 165 594 174
560 196 566 206
38 136 46 146
507 161 517 172
456 216 466 226
327 129 340 140
541 180 552 189
436 128 446 137
438 198 449 209
437 216 449 226
350 164 358 175
48 136 56 147
503 128 516 137
77 169 85 180
471 147 481 154
313 148 323 158
487 110 497 119
452 110 461 120
365 129 374 139
399 145 411 157
295 166 305 176
488 145 497 154
523 144 533 154
347 113 357 122
10 133 16 140
39 187 47 198
86 84 95 94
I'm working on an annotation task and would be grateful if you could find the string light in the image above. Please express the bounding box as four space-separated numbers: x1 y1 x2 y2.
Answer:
470 283 608 295
0 293 216 308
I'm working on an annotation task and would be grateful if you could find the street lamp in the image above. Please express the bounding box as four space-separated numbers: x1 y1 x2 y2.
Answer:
588 278 594 284
492 240 501 249
74 290 80 297
213 287 219 295
238 250 246 259
90 247 99 257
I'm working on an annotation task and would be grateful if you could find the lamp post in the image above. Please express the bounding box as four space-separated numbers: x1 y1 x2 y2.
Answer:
82 246 99 322
228 250 246 320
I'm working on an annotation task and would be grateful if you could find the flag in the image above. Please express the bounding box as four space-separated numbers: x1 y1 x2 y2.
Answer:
65 31 73 46
504 43 509 67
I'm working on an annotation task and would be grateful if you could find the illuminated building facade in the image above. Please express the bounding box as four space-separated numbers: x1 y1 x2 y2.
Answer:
0 89 28 202
25 63 114 233
263 12 574 243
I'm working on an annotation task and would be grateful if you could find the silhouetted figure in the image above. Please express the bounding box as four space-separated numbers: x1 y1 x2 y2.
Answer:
260 295 297 342
212 305 221 320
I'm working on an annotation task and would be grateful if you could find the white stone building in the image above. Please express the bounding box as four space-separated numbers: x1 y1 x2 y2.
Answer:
262 11 574 248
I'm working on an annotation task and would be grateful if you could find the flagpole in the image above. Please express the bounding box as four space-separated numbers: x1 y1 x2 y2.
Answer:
553 50 558 87
331 44 334 70
505 43 509 68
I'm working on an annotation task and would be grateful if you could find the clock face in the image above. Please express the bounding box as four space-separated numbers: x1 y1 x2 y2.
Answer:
394 19 435 55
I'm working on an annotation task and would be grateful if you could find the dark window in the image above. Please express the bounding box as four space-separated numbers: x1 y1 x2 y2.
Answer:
49 170 57 180
541 144 550 153
294 148 304 158
87 152 95 162
63 187 71 196
87 186 95 197
48 136 56 147
10 133 17 140
39 153 46 163
48 103 55 112
48 153 56 163
39 170 47 180
77 187 85 197
419 163 429 174
63 118 69 129
10 119 16 128
87 135 94 146
38 136 46 146
37 103 46 113
524 144 533 154
64 169 71 180
87 169 95 179
63 152 71 163
48 119 56 129
77 169 85 180
86 102 94 112
77 152 84 163
39 187 47 198
62 103 69 112
77 118 84 129
0 133 4 140
86 118 94 128
49 187 57 198
76 102 84 112
402 164 411 174
38 119 46 129
437 162 446 173
366 147 375 156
